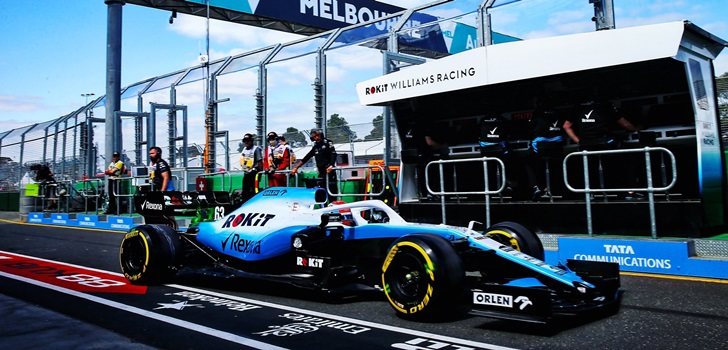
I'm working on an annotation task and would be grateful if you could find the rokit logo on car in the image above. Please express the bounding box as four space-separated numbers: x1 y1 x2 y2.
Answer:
221 212 276 228
142 200 163 211
473 292 533 310
296 256 324 268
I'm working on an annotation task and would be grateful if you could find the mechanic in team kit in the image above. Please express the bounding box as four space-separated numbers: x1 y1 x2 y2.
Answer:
148 146 175 191
240 133 263 201
290 129 337 192
524 99 566 201
478 115 515 197
563 97 640 199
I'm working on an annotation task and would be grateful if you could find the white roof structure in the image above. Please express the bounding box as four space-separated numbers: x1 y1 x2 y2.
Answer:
357 21 727 106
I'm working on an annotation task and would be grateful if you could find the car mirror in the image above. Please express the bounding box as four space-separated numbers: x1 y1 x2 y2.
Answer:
319 214 330 228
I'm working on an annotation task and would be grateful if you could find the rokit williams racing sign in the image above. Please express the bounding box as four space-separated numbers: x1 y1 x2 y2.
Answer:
357 46 487 106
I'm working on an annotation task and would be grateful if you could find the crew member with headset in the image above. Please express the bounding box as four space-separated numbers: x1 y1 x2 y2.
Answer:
240 133 263 201
290 129 337 192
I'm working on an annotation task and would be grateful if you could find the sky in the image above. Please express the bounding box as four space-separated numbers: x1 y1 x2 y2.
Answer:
0 0 726 150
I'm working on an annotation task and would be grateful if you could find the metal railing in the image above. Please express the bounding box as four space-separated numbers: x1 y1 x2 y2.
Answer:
425 157 506 226
78 179 103 213
197 171 232 192
110 176 134 215
563 147 677 238
326 165 386 199
266 169 300 188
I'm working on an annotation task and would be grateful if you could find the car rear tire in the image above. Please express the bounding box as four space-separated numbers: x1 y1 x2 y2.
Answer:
381 234 467 320
120 224 180 284
486 221 544 260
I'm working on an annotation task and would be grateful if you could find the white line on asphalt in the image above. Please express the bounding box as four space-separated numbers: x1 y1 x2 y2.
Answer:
0 271 287 350
1 250 516 350
169 284 517 350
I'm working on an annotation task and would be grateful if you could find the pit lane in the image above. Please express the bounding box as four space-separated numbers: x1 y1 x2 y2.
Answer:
1 220 726 350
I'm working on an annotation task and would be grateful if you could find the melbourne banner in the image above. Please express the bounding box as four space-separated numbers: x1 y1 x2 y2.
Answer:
185 0 518 55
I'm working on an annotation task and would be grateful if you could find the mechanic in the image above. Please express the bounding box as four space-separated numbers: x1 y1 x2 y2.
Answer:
264 131 291 187
104 151 126 214
563 96 640 199
148 146 175 192
403 122 448 201
290 129 337 192
240 133 263 201
478 115 516 198
524 99 565 201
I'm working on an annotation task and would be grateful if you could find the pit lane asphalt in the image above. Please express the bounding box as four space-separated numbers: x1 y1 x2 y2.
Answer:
1 217 727 350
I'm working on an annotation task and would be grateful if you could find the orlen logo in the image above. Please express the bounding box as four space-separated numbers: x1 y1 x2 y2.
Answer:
142 200 163 211
365 84 388 95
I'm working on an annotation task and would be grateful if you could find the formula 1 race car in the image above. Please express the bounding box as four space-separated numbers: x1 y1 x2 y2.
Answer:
120 187 621 323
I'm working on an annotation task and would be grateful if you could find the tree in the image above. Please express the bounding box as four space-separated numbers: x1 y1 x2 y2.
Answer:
282 127 308 148
326 114 356 144
364 114 384 141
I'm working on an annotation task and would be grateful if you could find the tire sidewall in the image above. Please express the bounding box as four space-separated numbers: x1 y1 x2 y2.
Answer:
487 221 544 260
381 234 464 319
120 227 153 283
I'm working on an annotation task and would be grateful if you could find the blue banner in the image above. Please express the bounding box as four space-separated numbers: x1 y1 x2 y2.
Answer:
185 0 517 55
554 237 728 279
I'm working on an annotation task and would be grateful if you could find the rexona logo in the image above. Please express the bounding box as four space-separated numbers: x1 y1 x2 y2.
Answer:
142 200 163 211
365 67 477 95
473 292 533 310
221 212 276 228
221 234 261 254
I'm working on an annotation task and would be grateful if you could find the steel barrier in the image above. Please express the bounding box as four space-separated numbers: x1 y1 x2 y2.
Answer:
78 179 103 214
326 165 386 199
198 171 232 192
563 147 677 238
266 169 300 188
425 157 506 226
110 176 134 215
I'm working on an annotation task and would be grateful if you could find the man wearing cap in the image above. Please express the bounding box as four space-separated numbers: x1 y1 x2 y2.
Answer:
240 133 263 201
265 132 291 187
291 129 337 192
104 151 125 214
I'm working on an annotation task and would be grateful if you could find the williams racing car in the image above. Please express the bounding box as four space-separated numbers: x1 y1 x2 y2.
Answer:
120 187 621 323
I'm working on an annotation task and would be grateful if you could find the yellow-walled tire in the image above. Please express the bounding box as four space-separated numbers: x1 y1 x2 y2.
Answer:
119 224 180 285
381 234 466 320
486 221 544 260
